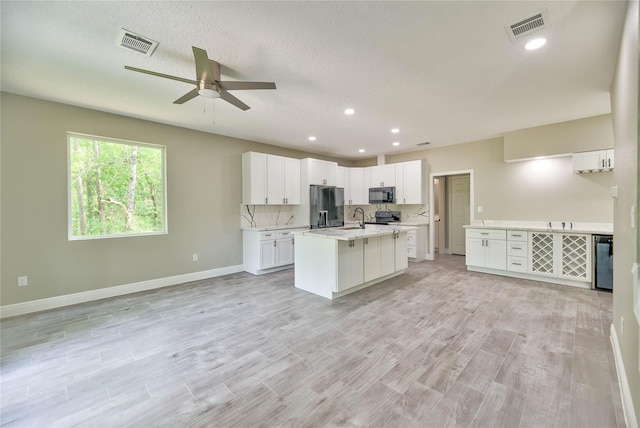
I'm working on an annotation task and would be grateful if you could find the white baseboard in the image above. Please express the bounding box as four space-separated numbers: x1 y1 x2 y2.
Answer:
610 323 638 428
0 265 244 319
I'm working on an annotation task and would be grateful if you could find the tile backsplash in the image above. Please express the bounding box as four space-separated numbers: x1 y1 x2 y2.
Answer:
345 204 429 223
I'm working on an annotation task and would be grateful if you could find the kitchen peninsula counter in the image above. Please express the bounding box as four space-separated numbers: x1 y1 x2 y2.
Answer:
293 225 415 299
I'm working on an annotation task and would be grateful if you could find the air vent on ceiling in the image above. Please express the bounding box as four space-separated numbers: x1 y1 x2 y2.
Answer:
505 9 549 42
117 29 158 56
416 142 431 146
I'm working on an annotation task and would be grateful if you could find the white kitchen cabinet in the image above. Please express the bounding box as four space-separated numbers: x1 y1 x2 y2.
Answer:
242 152 268 205
394 231 408 271
363 237 381 282
572 149 614 173
395 160 426 204
406 225 428 261
336 166 347 188
266 155 301 205
528 232 591 282
243 228 299 275
465 229 507 270
243 152 300 205
337 239 364 292
369 164 396 188
506 230 528 273
348 168 367 205
303 158 337 186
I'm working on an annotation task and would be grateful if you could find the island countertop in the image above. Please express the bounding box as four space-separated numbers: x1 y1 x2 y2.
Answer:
293 224 416 241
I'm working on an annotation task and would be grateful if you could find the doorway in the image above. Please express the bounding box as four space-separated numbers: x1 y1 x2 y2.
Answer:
428 170 474 260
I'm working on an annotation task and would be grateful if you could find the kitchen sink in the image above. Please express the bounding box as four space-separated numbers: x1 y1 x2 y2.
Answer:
337 226 364 230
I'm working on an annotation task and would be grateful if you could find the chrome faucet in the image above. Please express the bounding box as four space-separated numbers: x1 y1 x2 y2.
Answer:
354 207 366 229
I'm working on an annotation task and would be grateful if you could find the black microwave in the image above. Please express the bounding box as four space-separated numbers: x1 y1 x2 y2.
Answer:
369 187 395 204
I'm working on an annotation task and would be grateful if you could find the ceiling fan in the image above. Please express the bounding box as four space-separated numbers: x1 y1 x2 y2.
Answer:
125 46 276 111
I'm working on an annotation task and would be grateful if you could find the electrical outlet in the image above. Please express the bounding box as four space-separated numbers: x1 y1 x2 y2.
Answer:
18 276 28 287
477 206 483 213
192 253 198 262
621 316 624 336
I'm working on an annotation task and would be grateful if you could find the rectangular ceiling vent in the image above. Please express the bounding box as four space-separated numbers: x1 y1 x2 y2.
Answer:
505 9 548 42
117 29 158 56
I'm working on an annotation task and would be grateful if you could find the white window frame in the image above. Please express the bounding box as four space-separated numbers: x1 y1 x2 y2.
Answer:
67 132 168 241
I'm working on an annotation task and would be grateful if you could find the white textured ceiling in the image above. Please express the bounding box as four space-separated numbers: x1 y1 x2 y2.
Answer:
0 1 627 160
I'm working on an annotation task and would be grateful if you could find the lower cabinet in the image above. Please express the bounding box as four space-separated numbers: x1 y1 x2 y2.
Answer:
337 240 364 291
529 231 591 282
465 229 507 270
243 228 298 275
465 227 592 288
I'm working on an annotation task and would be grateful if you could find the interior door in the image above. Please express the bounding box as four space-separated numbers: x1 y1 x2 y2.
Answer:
449 175 470 255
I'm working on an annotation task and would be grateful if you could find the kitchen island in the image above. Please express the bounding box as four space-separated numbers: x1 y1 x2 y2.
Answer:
293 225 415 299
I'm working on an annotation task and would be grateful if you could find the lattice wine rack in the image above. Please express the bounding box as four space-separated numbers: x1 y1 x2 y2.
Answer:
561 234 588 279
530 232 555 275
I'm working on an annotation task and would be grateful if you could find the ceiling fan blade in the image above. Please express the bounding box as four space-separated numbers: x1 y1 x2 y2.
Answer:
124 66 197 85
218 81 277 91
209 60 221 82
192 46 215 82
220 90 250 111
173 88 200 104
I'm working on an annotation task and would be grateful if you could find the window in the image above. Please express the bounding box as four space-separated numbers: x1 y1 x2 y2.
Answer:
67 133 167 240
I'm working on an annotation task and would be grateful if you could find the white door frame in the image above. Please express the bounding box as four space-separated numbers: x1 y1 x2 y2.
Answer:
428 169 474 261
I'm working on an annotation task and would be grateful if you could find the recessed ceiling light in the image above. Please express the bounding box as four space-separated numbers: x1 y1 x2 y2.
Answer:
392 142 400 146
525 37 547 50
308 136 316 141
391 128 400 134
358 149 365 153
344 108 355 115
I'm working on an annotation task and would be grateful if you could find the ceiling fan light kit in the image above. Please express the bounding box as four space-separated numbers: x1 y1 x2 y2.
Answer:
125 46 276 111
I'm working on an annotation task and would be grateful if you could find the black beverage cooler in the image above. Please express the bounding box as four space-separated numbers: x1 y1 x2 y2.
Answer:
593 235 613 291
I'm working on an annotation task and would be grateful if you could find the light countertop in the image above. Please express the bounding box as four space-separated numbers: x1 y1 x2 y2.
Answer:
242 224 310 232
293 224 416 241
464 221 613 235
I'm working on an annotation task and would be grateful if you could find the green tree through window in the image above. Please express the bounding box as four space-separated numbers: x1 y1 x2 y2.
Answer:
68 133 166 239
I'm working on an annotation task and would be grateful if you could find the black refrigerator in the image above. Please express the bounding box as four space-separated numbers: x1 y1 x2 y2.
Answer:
309 185 345 229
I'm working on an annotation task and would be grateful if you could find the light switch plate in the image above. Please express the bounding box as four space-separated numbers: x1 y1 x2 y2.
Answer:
611 185 618 198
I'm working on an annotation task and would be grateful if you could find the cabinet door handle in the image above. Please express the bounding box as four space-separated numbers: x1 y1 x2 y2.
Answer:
513 262 522 266
273 241 277 247
608 159 611 168
512 246 521 250
512 234 522 238
481 232 489 235
265 197 268 204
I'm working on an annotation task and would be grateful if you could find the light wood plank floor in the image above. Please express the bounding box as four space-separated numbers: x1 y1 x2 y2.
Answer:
1 255 624 427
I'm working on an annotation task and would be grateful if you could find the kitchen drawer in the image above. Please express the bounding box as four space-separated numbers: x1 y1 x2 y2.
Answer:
507 256 527 273
507 242 527 257
407 231 416 245
507 230 527 242
276 230 294 239
260 231 277 241
407 245 417 258
466 229 506 240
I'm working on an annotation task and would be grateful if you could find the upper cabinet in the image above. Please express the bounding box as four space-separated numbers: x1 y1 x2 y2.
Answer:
347 168 367 205
368 164 396 187
242 152 300 205
302 158 337 186
395 160 426 204
572 149 614 173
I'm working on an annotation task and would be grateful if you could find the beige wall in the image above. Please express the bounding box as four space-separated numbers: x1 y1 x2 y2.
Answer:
503 114 615 161
610 0 640 419
387 137 614 223
0 93 346 306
